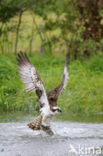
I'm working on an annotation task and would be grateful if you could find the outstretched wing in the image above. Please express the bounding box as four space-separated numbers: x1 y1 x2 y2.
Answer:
60 52 70 94
17 52 50 110
47 53 70 99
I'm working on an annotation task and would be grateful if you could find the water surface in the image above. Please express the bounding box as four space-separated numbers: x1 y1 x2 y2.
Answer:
0 112 103 156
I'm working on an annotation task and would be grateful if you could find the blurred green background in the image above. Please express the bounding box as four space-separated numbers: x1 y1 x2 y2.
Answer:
0 0 103 116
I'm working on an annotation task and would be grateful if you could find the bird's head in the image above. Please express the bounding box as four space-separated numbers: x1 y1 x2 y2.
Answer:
47 92 62 115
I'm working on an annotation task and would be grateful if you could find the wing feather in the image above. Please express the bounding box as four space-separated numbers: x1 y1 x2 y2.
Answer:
60 53 70 93
17 52 50 111
47 52 70 99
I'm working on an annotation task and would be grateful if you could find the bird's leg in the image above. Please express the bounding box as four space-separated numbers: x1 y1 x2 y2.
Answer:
41 125 54 136
41 115 50 127
41 115 54 135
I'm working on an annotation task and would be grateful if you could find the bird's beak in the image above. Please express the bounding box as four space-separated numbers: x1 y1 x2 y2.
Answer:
58 108 62 113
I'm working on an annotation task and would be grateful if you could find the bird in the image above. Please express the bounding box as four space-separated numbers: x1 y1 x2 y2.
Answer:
17 52 70 135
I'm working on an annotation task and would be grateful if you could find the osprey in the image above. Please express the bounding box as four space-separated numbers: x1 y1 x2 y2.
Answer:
17 52 70 135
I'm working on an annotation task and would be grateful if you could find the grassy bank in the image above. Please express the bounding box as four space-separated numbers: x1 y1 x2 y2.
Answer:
0 53 103 115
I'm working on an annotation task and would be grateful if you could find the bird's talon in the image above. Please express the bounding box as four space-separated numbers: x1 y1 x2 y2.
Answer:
41 125 54 135
41 124 50 130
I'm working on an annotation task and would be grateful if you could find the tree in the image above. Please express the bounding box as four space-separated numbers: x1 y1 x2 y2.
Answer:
77 0 103 41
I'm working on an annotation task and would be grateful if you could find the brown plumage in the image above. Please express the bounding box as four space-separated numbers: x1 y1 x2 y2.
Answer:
17 52 70 135
28 115 54 135
28 115 42 130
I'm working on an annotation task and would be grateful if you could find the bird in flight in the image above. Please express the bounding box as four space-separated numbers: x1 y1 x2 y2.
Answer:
17 52 70 135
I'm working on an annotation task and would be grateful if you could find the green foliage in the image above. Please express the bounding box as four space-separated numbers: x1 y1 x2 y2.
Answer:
86 54 103 73
0 0 103 117
0 54 37 112
0 0 24 23
0 53 103 115
0 0 103 58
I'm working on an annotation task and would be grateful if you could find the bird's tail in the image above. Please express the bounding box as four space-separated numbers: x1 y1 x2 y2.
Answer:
28 114 54 135
28 114 42 130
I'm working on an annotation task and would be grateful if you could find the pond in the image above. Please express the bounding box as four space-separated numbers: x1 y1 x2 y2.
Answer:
0 112 103 156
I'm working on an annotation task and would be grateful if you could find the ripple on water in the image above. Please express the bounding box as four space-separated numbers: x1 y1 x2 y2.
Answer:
0 121 103 156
